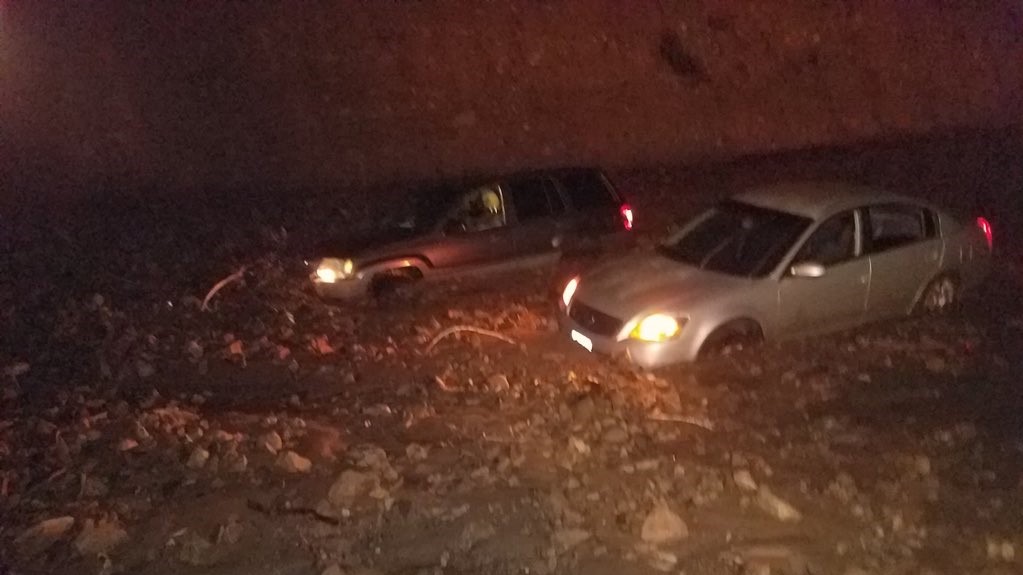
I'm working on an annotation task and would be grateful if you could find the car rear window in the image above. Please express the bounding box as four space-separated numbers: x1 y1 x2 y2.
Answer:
865 204 934 253
658 201 811 277
559 171 618 210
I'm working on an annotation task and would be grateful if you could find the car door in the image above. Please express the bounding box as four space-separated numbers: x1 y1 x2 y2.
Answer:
863 203 943 319
502 175 565 261
777 210 870 335
423 183 520 271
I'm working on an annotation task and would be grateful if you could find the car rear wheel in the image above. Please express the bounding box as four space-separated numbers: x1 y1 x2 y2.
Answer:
698 320 763 360
917 275 959 314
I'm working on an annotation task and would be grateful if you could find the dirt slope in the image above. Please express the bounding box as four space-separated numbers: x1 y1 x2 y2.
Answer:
1 1 1021 205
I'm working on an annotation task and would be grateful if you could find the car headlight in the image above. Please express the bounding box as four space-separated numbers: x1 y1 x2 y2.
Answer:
315 258 354 283
562 276 579 307
629 313 686 342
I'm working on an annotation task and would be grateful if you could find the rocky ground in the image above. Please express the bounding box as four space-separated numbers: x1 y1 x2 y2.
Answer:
2 135 1023 574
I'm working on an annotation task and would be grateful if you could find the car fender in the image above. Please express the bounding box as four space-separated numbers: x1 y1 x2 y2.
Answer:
358 256 432 280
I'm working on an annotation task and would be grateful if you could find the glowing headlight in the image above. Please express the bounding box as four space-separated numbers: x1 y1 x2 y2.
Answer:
630 314 684 342
315 258 354 283
316 267 338 283
562 276 579 307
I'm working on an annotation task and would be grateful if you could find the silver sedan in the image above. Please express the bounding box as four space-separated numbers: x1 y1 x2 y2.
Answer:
560 183 994 368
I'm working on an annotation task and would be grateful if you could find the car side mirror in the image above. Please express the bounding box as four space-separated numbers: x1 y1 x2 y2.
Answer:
789 261 826 278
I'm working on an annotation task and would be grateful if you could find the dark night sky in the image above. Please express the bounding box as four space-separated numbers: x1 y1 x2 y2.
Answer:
1 2 1020 207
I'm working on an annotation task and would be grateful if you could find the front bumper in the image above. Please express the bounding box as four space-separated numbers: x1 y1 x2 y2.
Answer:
312 276 370 299
558 309 700 368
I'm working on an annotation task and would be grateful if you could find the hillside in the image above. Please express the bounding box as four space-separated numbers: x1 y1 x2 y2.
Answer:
1 1 1020 205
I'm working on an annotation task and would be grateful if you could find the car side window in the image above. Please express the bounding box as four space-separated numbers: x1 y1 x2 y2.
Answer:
445 184 506 233
793 212 856 267
559 171 616 210
865 204 929 253
506 177 561 222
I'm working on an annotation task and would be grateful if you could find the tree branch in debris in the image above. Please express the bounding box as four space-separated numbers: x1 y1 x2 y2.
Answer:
425 325 517 354
201 266 248 311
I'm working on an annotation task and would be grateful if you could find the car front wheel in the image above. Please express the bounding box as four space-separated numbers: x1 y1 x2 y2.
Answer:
698 320 763 360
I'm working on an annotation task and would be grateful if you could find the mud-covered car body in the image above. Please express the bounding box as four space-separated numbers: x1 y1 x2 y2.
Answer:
310 168 632 299
560 183 993 368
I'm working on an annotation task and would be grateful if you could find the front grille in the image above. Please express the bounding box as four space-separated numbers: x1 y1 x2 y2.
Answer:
568 300 623 337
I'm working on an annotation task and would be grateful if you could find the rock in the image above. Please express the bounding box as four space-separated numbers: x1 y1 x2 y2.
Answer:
118 437 139 451
260 431 284 454
328 470 379 507
756 487 802 522
572 396 596 423
81 475 109 498
733 469 758 492
321 565 346 575
843 567 873 575
487 373 511 392
216 516 244 544
3 361 30 378
739 545 811 575
74 517 128 556
352 444 390 470
178 531 214 566
568 436 590 455
459 520 497 551
185 340 204 360
913 455 931 476
135 360 156 378
641 501 688 544
276 450 312 473
826 472 858 503
635 458 659 471
603 426 629 444
16 516 75 555
552 527 591 550
222 450 248 473
647 549 679 572
986 538 1015 561
187 446 210 469
405 443 429 461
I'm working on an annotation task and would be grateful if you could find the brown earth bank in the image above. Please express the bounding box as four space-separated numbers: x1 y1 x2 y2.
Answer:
2 1 1022 206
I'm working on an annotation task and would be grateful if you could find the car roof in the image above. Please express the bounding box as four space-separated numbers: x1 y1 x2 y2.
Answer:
732 182 923 221
425 166 603 190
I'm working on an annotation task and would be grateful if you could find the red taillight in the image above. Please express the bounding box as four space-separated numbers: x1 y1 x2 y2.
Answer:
976 217 993 250
620 204 634 231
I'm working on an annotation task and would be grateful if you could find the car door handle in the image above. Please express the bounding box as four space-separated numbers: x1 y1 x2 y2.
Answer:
551 235 563 248
859 274 868 284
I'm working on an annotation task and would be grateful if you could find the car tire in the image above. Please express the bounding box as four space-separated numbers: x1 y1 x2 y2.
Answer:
698 320 763 360
371 267 424 299
916 275 960 315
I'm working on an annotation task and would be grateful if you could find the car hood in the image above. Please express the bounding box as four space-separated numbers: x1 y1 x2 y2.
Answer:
575 252 746 320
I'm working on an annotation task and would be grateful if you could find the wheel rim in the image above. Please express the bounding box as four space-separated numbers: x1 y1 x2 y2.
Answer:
923 278 956 312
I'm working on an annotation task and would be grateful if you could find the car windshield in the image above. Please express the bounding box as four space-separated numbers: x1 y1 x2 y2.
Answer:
658 201 812 277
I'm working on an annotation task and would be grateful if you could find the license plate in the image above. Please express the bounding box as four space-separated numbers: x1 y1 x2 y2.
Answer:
570 330 593 352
